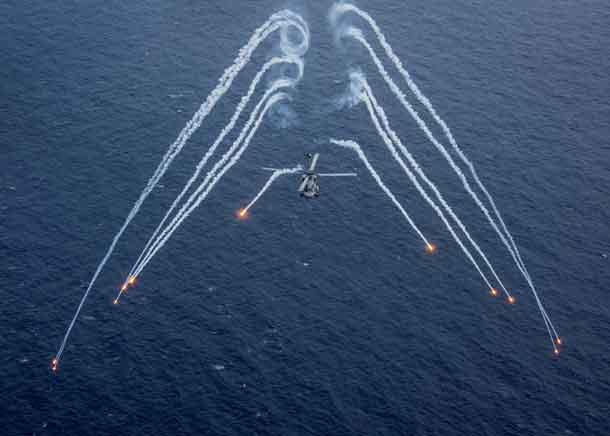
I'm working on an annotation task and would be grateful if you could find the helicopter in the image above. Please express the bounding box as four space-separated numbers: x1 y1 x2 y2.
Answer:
297 153 356 198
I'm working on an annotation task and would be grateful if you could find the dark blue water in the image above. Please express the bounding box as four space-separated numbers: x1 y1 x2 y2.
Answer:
2 1 609 434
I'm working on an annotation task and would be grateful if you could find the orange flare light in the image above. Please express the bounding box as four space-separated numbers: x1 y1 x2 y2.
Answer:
507 296 516 304
113 299 119 305
556 337 562 346
554 348 560 356
238 208 247 219
425 243 436 253
121 283 128 292
128 276 136 285
51 358 58 372
490 287 498 297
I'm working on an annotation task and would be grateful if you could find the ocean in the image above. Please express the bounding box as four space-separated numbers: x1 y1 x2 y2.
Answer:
2 0 609 434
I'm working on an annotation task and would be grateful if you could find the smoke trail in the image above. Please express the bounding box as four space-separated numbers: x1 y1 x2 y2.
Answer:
329 139 430 247
132 92 291 279
357 74 512 298
241 166 303 215
333 67 369 111
126 23 309 289
53 11 309 367
333 3 558 348
126 56 303 284
334 4 529 285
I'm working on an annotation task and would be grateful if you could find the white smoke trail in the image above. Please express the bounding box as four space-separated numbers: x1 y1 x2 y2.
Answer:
333 3 558 348
126 23 309 288
241 166 302 215
334 4 530 288
126 56 303 284
54 10 309 366
358 74 512 298
329 139 430 247
133 92 290 278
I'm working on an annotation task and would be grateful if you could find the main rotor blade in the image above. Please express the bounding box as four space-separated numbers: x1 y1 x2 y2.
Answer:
298 177 308 192
308 153 320 172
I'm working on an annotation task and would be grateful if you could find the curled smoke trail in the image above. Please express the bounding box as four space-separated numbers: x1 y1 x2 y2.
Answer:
53 10 309 369
333 68 368 111
263 52 303 130
241 166 303 216
332 3 558 349
268 101 299 129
